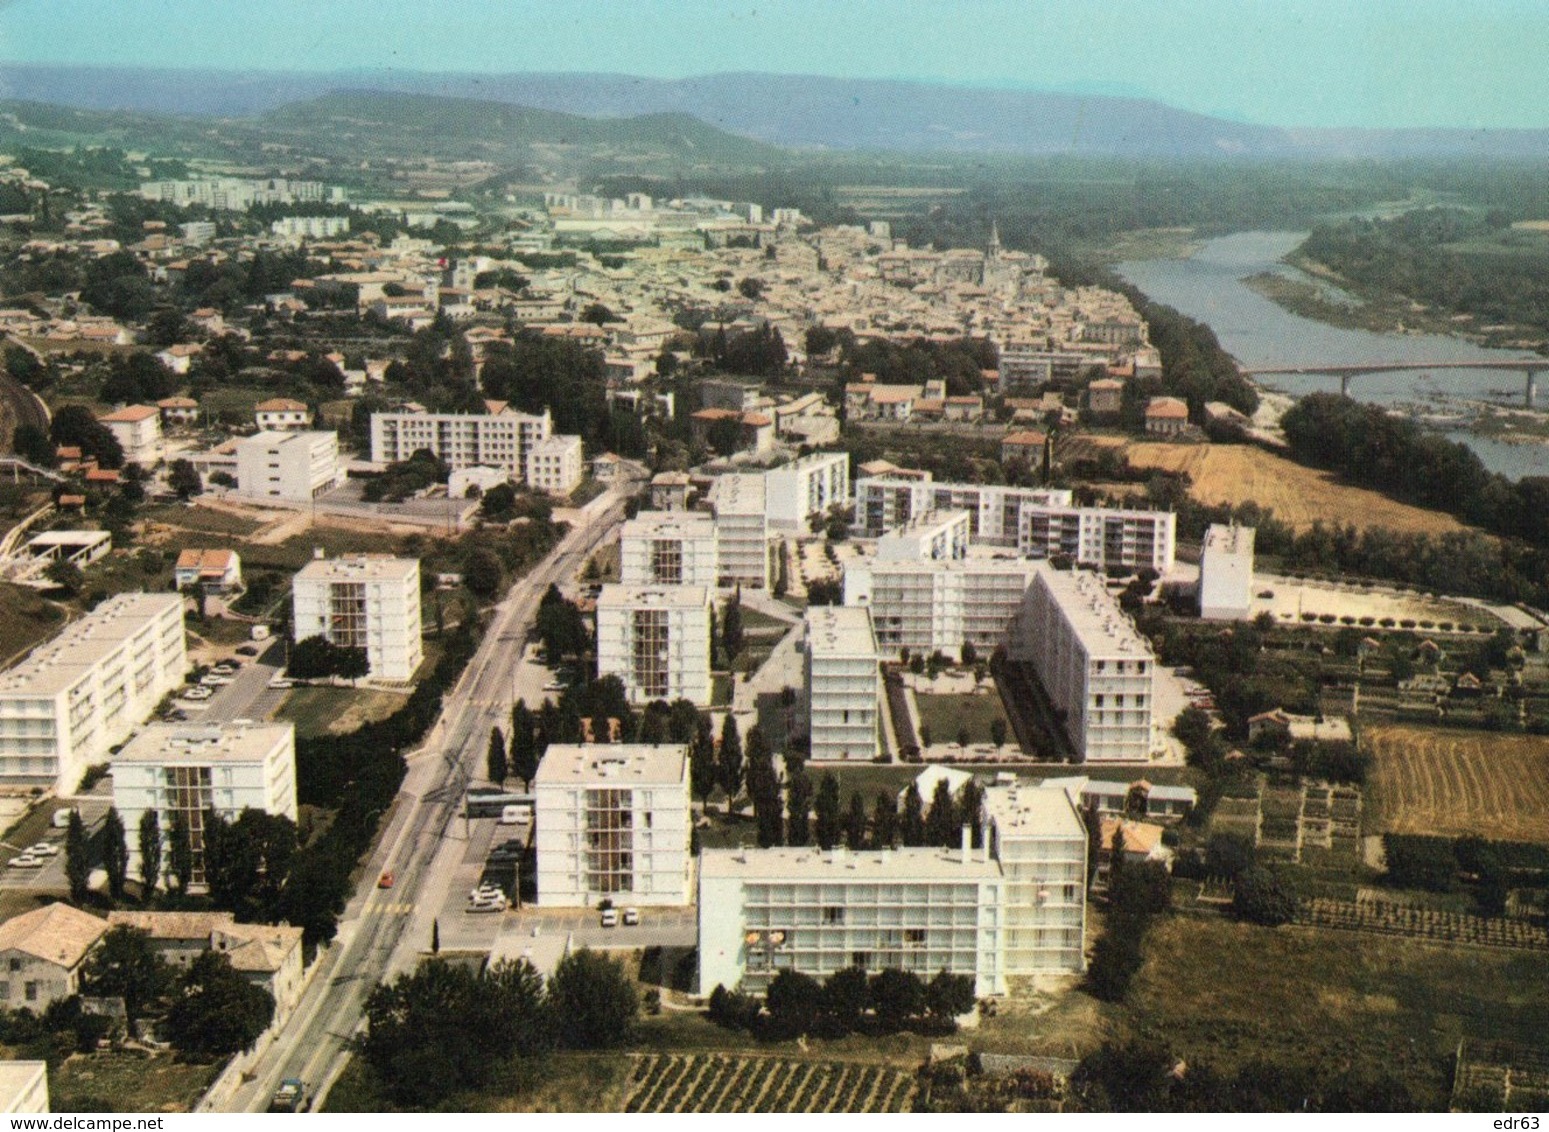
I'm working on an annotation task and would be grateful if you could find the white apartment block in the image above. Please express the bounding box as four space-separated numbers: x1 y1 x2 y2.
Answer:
98 405 163 467
1018 504 1177 575
876 509 971 562
235 430 343 502
112 722 298 889
804 606 880 762
982 782 1088 974
370 405 551 479
533 743 691 907
620 512 719 587
1199 523 1255 621
853 475 1074 544
0 593 186 794
291 554 423 681
526 434 585 494
596 585 712 706
1021 564 1157 763
765 451 850 530
709 474 769 589
699 842 1007 997
843 557 1040 658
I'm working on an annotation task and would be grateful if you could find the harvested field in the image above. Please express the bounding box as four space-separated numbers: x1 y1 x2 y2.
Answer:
1366 724 1549 844
1119 442 1469 536
623 1053 915 1113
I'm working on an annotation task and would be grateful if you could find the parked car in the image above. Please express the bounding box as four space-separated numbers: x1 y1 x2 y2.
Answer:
27 843 57 857
269 1079 308 1113
183 688 213 701
542 681 567 693
200 675 232 687
599 908 618 928
8 854 41 868
499 804 528 825
467 897 506 913
377 871 394 889
211 664 237 675
268 676 295 689
622 907 640 926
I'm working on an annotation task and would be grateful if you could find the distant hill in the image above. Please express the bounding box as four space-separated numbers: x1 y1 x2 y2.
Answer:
5 63 1549 161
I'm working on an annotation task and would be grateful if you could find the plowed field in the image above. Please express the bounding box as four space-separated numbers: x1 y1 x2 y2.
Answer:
1366 724 1549 844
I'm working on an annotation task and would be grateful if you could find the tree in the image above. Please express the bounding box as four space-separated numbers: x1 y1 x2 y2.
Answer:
721 589 744 660
786 763 813 847
82 926 171 1027
431 918 440 955
548 948 638 1049
689 713 718 807
287 635 368 681
45 558 84 597
65 809 90 902
871 790 898 849
717 713 744 812
102 807 129 902
925 970 976 1020
13 423 55 467
764 969 823 1039
164 951 275 1059
870 968 925 1032
169 809 194 893
463 548 505 600
1205 832 1256 880
168 458 203 500
990 718 1008 747
138 810 161 894
1232 866 1299 926
960 640 977 667
900 783 926 846
925 778 957 847
843 790 868 851
822 965 870 1035
50 403 123 469
203 808 298 920
486 726 508 785
509 701 540 788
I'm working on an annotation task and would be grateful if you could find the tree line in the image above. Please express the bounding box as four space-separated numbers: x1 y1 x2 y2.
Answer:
708 966 975 1041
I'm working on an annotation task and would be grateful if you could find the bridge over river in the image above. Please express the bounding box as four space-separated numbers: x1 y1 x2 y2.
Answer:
1241 360 1548 407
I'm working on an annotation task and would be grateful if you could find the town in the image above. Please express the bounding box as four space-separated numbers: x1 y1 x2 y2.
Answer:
0 17 1546 1118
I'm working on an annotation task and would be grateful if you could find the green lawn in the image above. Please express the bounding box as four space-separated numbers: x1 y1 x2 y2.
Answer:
276 685 411 738
47 1050 223 1113
913 689 1011 747
0 581 65 667
139 504 265 538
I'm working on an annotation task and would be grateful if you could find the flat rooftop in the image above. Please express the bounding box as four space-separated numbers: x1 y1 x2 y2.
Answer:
883 507 970 538
622 511 717 540
701 845 1001 883
805 605 878 658
1203 523 1255 556
597 584 709 610
115 722 294 765
0 592 181 697
534 743 688 787
295 554 420 583
709 472 765 515
982 782 1087 840
1033 563 1153 659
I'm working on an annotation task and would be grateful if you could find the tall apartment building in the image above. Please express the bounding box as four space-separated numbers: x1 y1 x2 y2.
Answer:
1018 504 1176 575
533 743 691 907
526 434 585 494
112 722 298 889
291 554 423 681
1020 564 1157 763
804 606 880 762
1198 523 1255 621
982 782 1087 974
708 474 769 589
619 512 720 588
876 509 971 562
853 475 1074 544
596 585 712 706
0 593 186 794
843 557 1040 658
235 430 343 502
765 451 849 530
370 404 551 479
699 842 1007 997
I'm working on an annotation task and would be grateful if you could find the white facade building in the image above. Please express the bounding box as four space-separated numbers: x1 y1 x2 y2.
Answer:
291 554 423 681
235 430 343 502
0 593 186 794
853 475 1076 545
843 557 1040 658
447 465 509 500
533 743 691 908
766 451 849 530
1198 523 1255 621
1018 504 1176 575
253 398 311 431
98 405 163 466
112 722 298 889
370 405 551 479
982 782 1088 974
804 606 880 762
708 474 769 589
619 512 719 587
1020 564 1157 763
876 509 971 562
596 585 712 706
526 434 585 494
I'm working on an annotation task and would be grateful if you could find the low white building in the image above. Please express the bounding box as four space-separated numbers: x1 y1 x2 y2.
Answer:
533 743 691 908
708 473 769 589
620 511 719 587
596 585 712 706
235 430 343 502
112 721 298 890
253 397 311 431
173 548 242 592
1199 523 1255 621
0 592 186 794
526 434 585 494
1020 564 1157 763
876 508 971 562
843 556 1040 659
804 606 880 762
291 554 423 681
98 404 163 466
22 529 112 569
766 451 849 530
0 903 108 1017
448 465 509 500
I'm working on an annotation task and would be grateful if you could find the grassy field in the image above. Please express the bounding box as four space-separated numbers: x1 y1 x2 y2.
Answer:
1365 723 1549 844
1123 916 1549 1109
276 685 411 738
0 581 65 666
139 504 266 539
1119 442 1470 536
913 690 1011 748
47 1051 223 1113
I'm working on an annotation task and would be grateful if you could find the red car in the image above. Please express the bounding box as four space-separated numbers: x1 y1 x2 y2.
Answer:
377 871 394 889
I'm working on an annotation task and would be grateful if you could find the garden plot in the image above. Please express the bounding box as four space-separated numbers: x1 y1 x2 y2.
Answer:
622 1054 915 1113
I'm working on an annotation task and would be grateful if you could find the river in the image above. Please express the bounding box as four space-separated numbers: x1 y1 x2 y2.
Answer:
1117 230 1549 481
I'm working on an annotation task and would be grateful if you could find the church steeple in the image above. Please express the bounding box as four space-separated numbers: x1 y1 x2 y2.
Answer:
987 219 1002 259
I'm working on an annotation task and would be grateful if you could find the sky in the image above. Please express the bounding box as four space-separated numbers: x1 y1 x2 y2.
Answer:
0 0 1546 130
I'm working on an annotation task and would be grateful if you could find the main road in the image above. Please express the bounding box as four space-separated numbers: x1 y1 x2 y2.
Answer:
225 473 640 1112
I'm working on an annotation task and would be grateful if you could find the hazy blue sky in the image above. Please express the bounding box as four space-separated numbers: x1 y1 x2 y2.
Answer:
0 0 1545 129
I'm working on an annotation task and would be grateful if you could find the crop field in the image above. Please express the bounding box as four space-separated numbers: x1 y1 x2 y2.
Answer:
1119 442 1469 536
622 1054 916 1113
1365 724 1549 844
